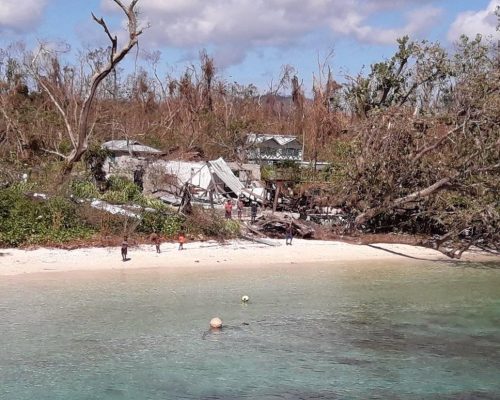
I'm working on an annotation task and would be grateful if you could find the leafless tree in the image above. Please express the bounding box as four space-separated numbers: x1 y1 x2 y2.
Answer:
28 0 144 177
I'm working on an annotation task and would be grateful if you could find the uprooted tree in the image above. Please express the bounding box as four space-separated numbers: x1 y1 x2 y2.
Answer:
27 0 144 177
338 35 499 257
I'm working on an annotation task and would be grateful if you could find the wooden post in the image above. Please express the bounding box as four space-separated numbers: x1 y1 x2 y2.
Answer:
272 181 282 214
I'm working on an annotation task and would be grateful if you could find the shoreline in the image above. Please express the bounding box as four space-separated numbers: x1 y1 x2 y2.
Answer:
0 239 498 277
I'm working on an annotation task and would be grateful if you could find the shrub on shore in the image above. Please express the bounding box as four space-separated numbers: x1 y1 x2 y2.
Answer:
0 179 242 248
0 185 94 247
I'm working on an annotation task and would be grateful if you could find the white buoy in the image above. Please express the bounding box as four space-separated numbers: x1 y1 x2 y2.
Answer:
210 317 222 329
241 295 249 303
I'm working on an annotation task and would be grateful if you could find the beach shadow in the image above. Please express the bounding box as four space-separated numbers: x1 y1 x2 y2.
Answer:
122 258 131 262
0 252 9 257
366 244 500 268
366 244 451 263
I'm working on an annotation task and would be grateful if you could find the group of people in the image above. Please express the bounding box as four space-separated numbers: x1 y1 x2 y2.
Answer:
224 198 259 223
120 198 294 261
120 232 186 261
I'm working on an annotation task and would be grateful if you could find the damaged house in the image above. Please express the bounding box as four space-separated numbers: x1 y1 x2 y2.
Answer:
101 140 264 207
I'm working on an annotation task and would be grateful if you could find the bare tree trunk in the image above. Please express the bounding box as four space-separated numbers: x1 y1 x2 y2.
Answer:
31 0 144 180
272 182 282 214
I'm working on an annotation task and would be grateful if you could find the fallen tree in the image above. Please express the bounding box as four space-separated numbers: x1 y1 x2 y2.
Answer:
249 212 316 239
333 35 500 258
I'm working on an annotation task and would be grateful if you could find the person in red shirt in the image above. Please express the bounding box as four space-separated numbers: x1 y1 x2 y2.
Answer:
178 232 185 250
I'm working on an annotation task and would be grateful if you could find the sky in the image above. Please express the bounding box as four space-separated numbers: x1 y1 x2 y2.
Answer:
0 0 498 93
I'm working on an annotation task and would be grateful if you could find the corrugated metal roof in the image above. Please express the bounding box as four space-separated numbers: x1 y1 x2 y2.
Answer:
208 157 245 195
102 140 163 154
247 133 300 146
208 158 263 201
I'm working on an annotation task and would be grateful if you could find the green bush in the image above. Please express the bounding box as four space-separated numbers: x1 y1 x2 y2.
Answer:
70 176 171 211
0 179 242 247
224 219 241 238
184 207 241 239
137 211 184 238
71 179 99 199
162 214 184 237
106 176 142 203
0 185 94 247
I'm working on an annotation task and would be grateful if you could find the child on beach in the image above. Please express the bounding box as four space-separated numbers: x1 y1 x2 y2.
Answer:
285 224 293 246
237 198 244 220
224 199 233 219
150 232 161 253
250 202 258 224
121 236 128 261
178 232 185 250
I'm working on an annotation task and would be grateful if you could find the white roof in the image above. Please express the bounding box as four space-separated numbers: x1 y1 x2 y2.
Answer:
102 140 163 154
156 160 212 189
247 133 299 146
158 158 262 201
208 157 245 195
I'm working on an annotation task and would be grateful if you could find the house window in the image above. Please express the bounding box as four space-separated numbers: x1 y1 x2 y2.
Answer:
283 148 300 158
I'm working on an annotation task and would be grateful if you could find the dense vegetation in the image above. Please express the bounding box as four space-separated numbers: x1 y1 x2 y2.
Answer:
0 11 498 256
0 178 240 247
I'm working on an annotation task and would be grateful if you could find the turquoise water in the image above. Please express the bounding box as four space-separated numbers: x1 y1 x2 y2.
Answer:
0 260 499 399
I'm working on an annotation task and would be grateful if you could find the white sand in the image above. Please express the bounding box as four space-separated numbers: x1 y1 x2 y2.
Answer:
0 239 497 276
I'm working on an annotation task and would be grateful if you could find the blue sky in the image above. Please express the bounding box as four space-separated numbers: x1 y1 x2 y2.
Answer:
0 0 498 94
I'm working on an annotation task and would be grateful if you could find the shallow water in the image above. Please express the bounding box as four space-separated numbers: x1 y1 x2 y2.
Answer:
0 260 499 399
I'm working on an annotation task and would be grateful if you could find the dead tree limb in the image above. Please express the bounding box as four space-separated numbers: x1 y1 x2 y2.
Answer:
29 0 144 178
412 123 465 163
355 175 454 225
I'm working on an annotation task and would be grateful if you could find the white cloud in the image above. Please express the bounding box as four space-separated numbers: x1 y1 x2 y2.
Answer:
447 0 499 42
0 0 48 33
329 5 442 45
99 0 444 65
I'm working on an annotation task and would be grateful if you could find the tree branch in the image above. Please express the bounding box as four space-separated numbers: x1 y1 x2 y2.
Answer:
28 48 77 150
69 0 144 165
91 13 117 61
35 76 77 149
41 148 67 159
355 175 454 225
412 123 465 163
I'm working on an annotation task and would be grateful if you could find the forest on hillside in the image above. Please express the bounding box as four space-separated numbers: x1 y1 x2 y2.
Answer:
0 1 498 257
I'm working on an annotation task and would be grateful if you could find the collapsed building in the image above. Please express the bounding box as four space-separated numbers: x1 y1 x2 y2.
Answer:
101 140 264 207
100 137 338 221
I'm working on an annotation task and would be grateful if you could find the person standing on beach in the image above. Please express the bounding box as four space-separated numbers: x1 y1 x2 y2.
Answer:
121 236 128 261
237 198 244 220
224 199 233 219
151 232 161 253
178 232 185 250
285 223 293 246
251 202 258 224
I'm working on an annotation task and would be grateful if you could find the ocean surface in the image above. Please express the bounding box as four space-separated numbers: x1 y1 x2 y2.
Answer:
0 260 499 400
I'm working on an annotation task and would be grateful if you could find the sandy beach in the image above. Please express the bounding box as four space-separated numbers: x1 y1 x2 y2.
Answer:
0 239 497 276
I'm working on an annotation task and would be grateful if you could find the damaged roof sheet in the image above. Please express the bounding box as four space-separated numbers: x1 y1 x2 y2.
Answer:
102 140 163 154
208 157 245 195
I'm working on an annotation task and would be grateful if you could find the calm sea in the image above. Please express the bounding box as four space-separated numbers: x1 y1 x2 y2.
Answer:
1 260 499 399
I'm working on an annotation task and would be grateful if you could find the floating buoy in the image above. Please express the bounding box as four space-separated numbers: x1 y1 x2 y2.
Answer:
210 317 222 329
241 295 249 303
